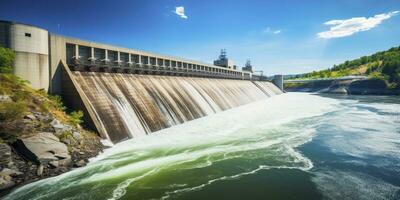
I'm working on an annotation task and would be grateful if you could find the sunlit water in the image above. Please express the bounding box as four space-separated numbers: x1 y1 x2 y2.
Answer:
4 93 400 200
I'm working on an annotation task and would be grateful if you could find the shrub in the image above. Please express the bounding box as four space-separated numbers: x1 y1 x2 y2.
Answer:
69 110 84 125
48 95 66 111
0 101 27 121
0 47 15 73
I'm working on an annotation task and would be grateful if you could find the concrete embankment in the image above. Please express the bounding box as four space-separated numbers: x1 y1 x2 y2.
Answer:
284 79 400 95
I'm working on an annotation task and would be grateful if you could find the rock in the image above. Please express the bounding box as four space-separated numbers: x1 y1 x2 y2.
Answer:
0 168 23 177
0 176 15 190
14 132 71 164
0 95 12 103
37 164 44 176
79 151 85 155
72 132 82 140
49 161 59 168
3 175 12 181
61 138 72 145
58 158 71 167
74 160 86 167
50 119 71 135
24 114 36 120
0 143 12 169
0 168 22 191
76 124 82 130
36 113 52 123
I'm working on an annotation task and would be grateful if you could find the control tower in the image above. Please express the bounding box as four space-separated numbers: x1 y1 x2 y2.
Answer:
242 59 253 73
213 49 235 69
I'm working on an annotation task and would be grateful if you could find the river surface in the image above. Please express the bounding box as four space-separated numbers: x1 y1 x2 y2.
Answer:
3 93 400 200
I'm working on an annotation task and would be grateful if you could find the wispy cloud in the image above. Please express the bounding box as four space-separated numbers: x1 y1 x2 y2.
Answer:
263 27 282 35
317 11 399 39
174 6 188 19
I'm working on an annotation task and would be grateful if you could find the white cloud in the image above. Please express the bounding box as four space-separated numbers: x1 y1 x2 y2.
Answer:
273 30 281 34
318 11 399 39
174 6 188 19
263 27 282 34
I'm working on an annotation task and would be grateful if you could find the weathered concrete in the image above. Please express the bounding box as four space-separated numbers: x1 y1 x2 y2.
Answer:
0 21 49 90
273 75 283 91
59 60 110 140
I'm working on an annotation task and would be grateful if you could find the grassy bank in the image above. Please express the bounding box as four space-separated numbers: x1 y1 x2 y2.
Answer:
292 46 400 89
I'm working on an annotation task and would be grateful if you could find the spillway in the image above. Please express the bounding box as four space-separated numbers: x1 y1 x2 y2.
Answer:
68 71 282 143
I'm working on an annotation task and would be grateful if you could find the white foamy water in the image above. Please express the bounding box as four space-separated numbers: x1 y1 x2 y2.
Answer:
4 93 339 200
4 93 399 200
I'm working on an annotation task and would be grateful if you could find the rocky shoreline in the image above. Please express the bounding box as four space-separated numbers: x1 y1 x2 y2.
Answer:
0 110 105 196
284 79 400 95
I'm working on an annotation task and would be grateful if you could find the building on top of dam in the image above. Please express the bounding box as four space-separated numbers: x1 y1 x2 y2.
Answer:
213 49 236 70
0 20 264 94
242 60 253 73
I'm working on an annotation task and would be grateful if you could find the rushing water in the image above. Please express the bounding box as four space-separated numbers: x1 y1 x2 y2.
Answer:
71 72 281 143
4 93 400 200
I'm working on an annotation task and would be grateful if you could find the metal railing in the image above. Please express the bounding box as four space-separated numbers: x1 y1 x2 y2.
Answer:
68 58 257 80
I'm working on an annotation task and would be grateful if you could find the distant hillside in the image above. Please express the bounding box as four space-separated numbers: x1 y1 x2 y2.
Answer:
295 46 400 88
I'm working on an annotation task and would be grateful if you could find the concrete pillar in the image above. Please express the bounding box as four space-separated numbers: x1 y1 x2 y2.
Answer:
138 55 141 64
117 51 121 62
105 49 108 61
90 47 94 59
128 54 132 63
75 44 79 58
273 75 284 91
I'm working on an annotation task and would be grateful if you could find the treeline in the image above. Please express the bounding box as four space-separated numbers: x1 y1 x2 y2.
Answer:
300 46 400 88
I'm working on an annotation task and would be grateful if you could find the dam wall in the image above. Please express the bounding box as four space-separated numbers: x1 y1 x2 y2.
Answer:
61 62 282 143
1 20 284 144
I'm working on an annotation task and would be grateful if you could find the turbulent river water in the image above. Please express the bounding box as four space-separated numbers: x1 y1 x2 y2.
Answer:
4 93 400 200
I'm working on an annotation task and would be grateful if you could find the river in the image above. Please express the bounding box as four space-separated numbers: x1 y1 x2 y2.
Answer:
3 93 400 200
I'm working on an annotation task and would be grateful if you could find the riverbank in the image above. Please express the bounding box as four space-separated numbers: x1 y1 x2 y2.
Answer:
0 73 105 196
284 79 400 95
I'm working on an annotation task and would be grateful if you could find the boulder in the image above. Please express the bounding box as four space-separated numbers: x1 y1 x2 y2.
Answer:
0 176 14 190
50 119 71 135
24 114 36 120
0 168 23 177
36 164 44 176
57 157 71 167
74 160 86 167
0 168 22 191
14 132 71 164
0 95 12 103
0 143 12 169
61 138 72 145
72 132 82 140
35 113 53 123
49 161 59 168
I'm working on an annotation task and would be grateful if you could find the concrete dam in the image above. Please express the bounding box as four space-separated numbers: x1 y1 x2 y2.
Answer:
1 20 283 143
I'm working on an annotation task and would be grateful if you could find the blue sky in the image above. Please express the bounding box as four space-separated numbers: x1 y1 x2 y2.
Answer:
0 0 399 75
